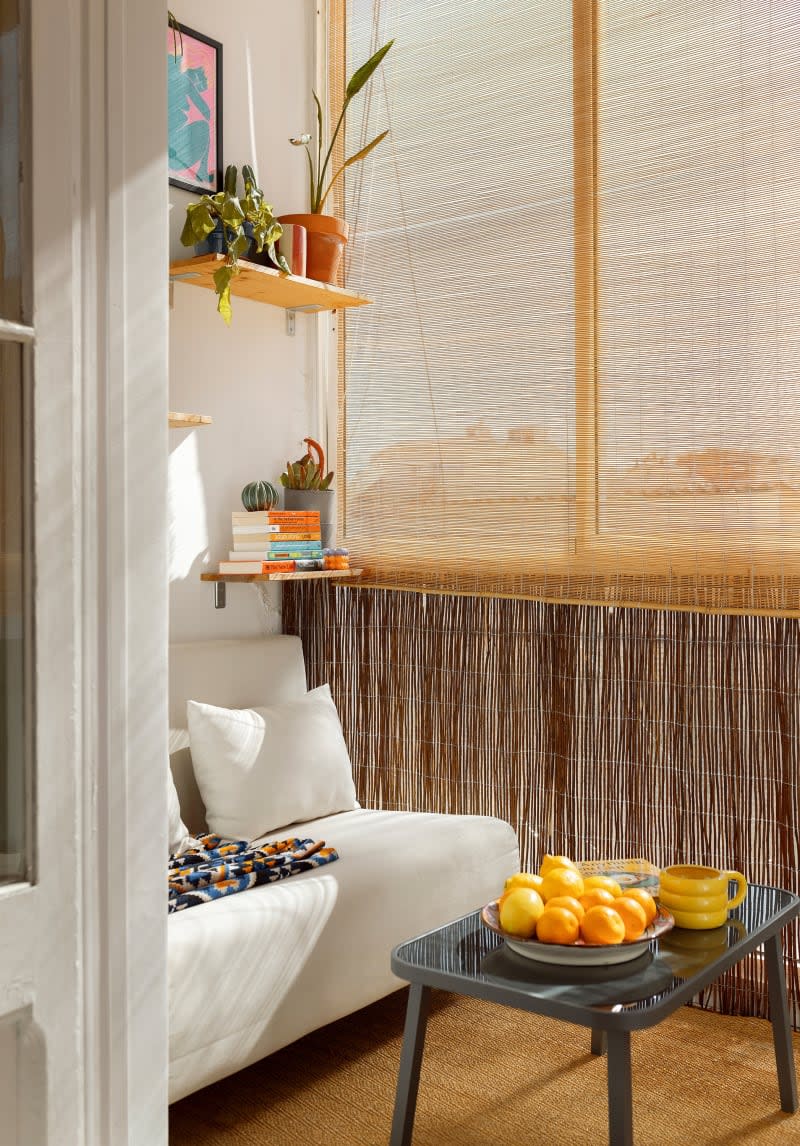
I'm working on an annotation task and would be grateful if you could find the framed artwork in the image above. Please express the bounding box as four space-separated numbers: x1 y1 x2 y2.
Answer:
168 23 223 194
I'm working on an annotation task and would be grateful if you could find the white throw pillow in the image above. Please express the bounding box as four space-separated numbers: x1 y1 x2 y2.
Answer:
186 685 359 841
167 763 192 856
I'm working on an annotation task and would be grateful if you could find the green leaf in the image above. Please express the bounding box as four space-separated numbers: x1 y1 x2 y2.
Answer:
312 90 323 205
267 242 290 274
181 202 217 246
230 231 249 259
304 146 317 212
213 263 235 324
345 40 393 100
317 129 389 211
320 472 334 490
242 164 257 196
224 165 238 195
180 214 198 248
220 198 244 228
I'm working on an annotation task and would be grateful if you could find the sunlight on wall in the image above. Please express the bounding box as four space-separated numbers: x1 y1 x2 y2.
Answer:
168 433 209 581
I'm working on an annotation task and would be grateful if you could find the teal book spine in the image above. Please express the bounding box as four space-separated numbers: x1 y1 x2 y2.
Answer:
266 540 322 552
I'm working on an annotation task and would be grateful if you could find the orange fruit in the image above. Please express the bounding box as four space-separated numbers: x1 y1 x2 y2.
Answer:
504 871 545 895
579 888 617 911
613 897 648 941
539 854 579 877
582 875 623 897
499 888 545 939
621 887 657 924
544 895 585 922
536 906 580 945
540 866 585 902
580 906 626 945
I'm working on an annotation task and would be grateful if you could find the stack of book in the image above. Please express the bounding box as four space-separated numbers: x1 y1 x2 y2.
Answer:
218 510 324 575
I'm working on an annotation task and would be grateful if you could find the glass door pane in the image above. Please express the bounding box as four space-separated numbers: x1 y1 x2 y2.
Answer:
0 341 26 883
0 0 23 323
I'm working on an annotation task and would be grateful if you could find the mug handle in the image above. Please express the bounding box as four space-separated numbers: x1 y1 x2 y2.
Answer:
725 871 748 910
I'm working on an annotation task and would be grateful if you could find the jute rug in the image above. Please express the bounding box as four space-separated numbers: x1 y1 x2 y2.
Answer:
169 990 800 1145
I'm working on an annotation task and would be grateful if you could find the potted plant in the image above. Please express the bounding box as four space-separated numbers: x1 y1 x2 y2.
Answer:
279 437 335 546
180 164 289 323
282 40 393 284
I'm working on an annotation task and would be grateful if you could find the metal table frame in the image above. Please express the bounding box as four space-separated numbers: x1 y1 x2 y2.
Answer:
389 885 799 1146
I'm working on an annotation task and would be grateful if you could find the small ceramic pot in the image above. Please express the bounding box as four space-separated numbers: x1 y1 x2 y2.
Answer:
196 220 254 258
276 224 307 277
278 214 349 284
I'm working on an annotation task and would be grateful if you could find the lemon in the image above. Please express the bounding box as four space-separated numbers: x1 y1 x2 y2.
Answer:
540 866 585 902
583 875 623 898
504 871 545 894
539 854 579 877
499 888 545 939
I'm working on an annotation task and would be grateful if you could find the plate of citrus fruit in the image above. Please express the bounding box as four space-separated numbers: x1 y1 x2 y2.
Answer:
482 855 674 966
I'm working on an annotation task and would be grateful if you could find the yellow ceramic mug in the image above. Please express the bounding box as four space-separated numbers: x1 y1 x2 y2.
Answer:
659 864 748 929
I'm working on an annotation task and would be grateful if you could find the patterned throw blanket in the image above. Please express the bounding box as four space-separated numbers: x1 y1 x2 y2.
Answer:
168 834 339 913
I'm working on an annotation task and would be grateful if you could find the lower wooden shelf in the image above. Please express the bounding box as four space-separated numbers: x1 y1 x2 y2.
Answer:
200 569 361 583
169 411 212 428
201 566 361 608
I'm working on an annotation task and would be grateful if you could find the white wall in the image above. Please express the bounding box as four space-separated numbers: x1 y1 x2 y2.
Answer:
168 0 318 641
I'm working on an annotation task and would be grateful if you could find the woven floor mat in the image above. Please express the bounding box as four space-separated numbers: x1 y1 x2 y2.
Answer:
169 989 800 1145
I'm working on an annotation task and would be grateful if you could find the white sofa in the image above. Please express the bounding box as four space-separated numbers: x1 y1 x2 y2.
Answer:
168 636 519 1102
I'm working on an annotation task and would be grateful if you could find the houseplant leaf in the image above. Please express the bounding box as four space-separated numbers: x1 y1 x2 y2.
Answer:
317 130 390 211
345 40 394 99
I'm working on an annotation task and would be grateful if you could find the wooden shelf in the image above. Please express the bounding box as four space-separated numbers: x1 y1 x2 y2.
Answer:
168 411 212 428
201 569 361 583
169 255 372 312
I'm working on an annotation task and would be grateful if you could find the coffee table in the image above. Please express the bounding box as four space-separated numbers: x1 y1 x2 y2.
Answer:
389 883 799 1145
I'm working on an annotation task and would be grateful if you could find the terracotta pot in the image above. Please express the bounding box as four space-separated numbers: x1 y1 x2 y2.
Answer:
278 214 349 284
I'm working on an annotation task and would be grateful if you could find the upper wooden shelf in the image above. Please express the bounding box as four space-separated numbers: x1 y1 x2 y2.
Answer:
169 255 372 313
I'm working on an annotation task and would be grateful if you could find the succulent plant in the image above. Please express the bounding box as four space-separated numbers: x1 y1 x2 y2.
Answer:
241 480 279 511
279 437 334 491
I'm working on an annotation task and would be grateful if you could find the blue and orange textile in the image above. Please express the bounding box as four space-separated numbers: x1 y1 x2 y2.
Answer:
168 834 338 913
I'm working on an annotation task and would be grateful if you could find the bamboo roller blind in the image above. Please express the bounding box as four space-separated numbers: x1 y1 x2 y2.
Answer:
334 0 800 615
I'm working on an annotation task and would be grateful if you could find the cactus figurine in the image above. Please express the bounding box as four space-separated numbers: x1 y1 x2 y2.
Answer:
241 480 279 512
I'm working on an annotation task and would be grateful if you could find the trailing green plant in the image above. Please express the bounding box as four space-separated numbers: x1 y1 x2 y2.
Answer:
289 40 394 214
279 437 334 491
180 164 289 324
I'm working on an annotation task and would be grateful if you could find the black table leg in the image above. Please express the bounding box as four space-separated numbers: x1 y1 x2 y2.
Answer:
606 1029 634 1146
390 984 432 1146
764 932 799 1114
591 1028 608 1055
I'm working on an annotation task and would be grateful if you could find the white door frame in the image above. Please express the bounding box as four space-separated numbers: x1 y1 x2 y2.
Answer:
0 0 169 1142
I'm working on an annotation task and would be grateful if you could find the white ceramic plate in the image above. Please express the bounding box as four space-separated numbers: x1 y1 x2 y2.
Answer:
481 900 674 966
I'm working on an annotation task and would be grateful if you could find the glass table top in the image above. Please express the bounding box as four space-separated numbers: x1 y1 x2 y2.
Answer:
392 884 799 1025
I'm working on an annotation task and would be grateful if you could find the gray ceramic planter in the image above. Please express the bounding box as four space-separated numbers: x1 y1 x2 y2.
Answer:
283 489 335 548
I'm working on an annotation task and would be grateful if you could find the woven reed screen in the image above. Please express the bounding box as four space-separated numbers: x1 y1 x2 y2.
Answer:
334 0 800 615
284 582 800 1027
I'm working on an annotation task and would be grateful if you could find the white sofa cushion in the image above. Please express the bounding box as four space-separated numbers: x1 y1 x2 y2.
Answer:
167 765 192 856
168 807 519 1102
187 685 359 841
